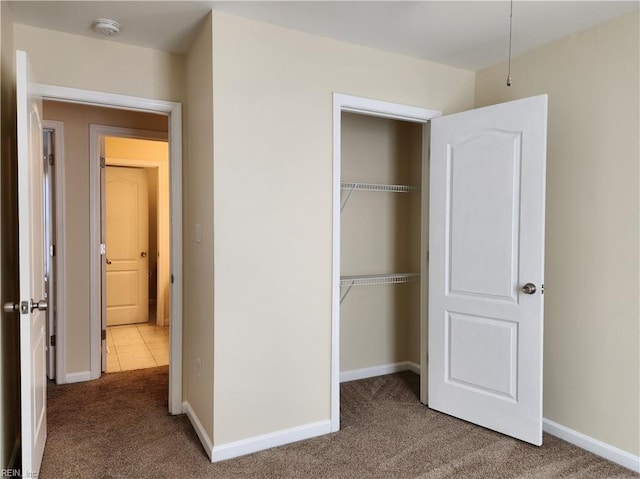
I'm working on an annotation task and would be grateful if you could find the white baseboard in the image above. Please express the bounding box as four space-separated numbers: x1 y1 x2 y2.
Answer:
182 401 214 460
212 420 331 462
65 371 91 384
543 418 640 473
340 361 420 383
407 361 420 374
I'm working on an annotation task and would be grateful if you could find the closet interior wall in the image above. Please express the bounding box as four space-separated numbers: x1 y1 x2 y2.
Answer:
340 112 424 374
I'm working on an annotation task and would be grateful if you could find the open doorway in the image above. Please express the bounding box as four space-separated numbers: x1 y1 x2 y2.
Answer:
102 136 170 373
39 90 183 415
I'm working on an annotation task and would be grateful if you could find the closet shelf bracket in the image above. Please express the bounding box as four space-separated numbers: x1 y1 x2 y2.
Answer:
340 182 418 212
339 272 420 304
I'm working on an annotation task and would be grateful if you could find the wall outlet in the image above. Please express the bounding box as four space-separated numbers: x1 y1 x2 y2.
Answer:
196 357 202 379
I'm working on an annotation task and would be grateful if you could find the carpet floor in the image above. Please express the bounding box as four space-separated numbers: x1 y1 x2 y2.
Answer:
41 367 638 478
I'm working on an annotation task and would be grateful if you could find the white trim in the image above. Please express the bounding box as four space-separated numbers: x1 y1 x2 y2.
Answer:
212 420 332 463
42 120 67 385
90 125 170 373
543 418 640 473
407 361 420 374
39 84 177 113
182 401 214 461
335 94 439 123
331 93 441 433
340 361 421 383
64 371 91 384
419 124 431 405
40 84 183 415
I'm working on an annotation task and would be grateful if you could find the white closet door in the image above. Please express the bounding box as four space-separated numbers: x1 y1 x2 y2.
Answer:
428 95 547 445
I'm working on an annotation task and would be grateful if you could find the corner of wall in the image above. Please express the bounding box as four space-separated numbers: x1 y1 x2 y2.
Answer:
183 9 215 453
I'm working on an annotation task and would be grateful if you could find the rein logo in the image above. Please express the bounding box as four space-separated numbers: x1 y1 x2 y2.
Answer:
2 470 38 478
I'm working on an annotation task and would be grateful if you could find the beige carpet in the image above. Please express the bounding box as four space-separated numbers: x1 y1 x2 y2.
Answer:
41 367 637 478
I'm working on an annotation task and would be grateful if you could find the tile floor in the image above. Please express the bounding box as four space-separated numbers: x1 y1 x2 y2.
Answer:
106 323 169 373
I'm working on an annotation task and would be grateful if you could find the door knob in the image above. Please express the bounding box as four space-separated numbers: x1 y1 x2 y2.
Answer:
3 302 19 313
30 299 48 312
140 251 147 258
106 258 112 265
521 283 537 295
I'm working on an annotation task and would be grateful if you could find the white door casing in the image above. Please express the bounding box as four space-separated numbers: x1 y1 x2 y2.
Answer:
43 129 56 380
428 95 547 445
38 87 183 414
330 93 441 431
105 166 149 326
16 49 47 476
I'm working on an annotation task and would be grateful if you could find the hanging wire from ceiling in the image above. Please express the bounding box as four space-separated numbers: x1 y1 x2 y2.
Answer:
506 0 514 86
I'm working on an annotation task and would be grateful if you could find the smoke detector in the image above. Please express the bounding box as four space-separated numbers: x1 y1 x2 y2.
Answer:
93 18 121 36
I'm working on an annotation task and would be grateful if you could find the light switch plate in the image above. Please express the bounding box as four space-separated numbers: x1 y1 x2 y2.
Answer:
195 223 202 243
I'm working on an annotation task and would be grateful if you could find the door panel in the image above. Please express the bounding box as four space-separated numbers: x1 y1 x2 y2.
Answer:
106 166 149 326
16 49 47 476
429 95 547 445
448 129 521 300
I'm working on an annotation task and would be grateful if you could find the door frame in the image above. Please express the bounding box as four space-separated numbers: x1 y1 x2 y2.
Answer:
102 139 170 327
92 125 169 348
38 84 184 415
42 120 66 383
330 93 440 431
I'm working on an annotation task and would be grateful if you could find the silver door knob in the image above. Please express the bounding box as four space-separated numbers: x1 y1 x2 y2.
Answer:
3 302 19 313
521 283 537 295
30 299 48 312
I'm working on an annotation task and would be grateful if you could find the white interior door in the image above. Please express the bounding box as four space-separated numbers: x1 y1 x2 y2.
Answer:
16 50 47 476
428 95 547 445
105 166 149 326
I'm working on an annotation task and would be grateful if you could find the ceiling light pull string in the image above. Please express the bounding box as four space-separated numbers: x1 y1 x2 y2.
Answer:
507 0 513 86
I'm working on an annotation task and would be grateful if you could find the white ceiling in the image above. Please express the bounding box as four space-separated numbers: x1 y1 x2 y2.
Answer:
8 1 639 71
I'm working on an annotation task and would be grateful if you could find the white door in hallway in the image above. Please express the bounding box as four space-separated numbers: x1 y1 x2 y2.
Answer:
16 50 47 476
428 95 547 445
106 166 149 326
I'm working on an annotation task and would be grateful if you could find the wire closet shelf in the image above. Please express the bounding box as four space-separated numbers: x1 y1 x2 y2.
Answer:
339 273 420 303
340 181 418 212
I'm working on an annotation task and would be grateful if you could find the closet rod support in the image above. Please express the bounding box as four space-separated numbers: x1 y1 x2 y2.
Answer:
340 280 355 304
340 184 357 212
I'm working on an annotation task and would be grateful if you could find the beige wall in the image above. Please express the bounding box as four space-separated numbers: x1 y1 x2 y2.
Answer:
14 24 185 103
211 11 475 445
42 101 167 375
340 113 423 371
13 18 187 374
184 13 215 444
0 2 20 469
475 10 640 456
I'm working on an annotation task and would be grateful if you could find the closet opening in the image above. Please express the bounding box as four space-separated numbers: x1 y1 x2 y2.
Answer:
331 94 441 431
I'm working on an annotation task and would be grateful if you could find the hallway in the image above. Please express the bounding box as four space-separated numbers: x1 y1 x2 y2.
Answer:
106 324 169 372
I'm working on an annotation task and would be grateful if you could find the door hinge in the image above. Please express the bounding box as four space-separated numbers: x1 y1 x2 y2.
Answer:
171 274 174 284
48 153 54 166
50 335 56 347
100 243 106 255
101 330 107 341
541 284 544 295
100 156 106 169
50 244 55 257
